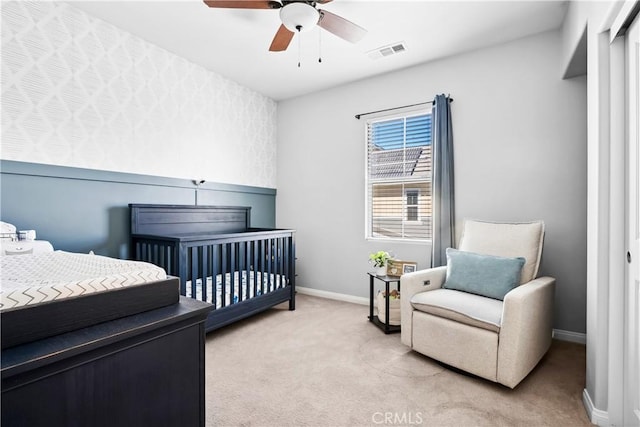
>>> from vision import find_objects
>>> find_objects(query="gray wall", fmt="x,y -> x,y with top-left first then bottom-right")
0,160 -> 276,259
276,30 -> 588,334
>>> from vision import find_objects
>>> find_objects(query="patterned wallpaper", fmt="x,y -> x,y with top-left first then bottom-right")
1,1 -> 277,188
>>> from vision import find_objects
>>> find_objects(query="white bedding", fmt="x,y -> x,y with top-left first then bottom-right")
186,271 -> 286,309
1,251 -> 167,310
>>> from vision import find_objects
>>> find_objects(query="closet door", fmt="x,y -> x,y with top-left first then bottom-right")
625,11 -> 640,427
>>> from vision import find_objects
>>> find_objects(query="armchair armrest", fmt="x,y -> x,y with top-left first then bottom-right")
497,276 -> 555,388
400,266 -> 447,347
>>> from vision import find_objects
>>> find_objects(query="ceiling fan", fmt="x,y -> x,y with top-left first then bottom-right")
203,0 -> 367,52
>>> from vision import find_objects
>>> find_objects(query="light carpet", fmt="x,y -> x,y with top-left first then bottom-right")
204,294 -> 590,427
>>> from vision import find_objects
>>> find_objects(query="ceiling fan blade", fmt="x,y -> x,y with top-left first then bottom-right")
315,0 -> 333,3
269,24 -> 295,51
203,0 -> 281,9
317,9 -> 366,43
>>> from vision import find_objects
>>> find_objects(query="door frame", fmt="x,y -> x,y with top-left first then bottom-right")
609,2 -> 640,425
623,11 -> 640,426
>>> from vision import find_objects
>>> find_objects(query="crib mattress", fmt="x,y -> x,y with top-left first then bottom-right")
1,251 -> 179,348
186,271 -> 286,309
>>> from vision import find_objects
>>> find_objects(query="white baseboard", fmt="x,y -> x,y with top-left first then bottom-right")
296,286 -> 368,306
582,388 -> 609,425
553,329 -> 587,344
298,287 -> 587,343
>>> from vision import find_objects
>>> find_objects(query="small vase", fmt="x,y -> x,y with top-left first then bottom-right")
375,265 -> 387,276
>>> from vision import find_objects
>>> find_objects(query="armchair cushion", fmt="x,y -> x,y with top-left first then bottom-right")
458,220 -> 544,284
410,289 -> 503,332
442,248 -> 525,300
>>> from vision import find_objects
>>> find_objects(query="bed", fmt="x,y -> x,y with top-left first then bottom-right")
129,204 -> 296,332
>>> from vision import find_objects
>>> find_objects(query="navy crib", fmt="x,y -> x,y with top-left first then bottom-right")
129,204 -> 295,332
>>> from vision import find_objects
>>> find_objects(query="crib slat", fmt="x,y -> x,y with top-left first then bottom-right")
154,242 -> 160,270
235,242 -> 240,301
269,239 -> 274,290
221,244 -> 228,308
230,242 -> 236,304
277,238 -> 283,289
280,238 -> 284,288
190,247 -> 198,300
211,244 -> 218,310
164,245 -> 171,276
267,239 -> 274,292
253,240 -> 258,292
247,241 -> 258,297
141,243 -> 148,263
200,245 -> 208,303
179,243 -> 188,295
235,241 -> 241,303
244,240 -> 251,302
258,239 -> 265,296
271,239 -> 277,289
150,244 -> 155,266
155,244 -> 160,267
166,244 -> 171,273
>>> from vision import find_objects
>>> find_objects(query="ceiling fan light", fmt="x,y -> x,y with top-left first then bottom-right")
280,3 -> 319,33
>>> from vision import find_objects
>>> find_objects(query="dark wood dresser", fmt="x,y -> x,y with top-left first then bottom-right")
1,297 -> 212,427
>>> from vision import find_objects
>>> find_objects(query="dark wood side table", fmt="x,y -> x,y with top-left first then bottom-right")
368,273 -> 401,334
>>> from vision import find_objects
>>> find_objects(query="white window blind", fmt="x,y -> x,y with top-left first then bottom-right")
365,111 -> 432,241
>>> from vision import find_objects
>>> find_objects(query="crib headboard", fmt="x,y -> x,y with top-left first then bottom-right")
129,204 -> 251,236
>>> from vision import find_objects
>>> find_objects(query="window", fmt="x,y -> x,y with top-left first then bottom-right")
406,189 -> 419,221
365,111 -> 432,241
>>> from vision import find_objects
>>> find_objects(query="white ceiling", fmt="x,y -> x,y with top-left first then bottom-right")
70,0 -> 568,101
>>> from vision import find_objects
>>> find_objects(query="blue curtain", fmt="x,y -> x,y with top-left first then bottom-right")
431,94 -> 455,267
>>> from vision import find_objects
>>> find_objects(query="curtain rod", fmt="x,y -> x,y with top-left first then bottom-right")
354,96 -> 453,120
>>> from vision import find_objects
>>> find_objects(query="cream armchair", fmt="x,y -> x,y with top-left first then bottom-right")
400,220 -> 555,388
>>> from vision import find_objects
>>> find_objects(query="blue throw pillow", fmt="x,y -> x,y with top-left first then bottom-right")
442,248 -> 526,300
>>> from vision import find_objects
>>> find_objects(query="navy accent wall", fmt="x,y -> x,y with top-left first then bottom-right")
0,161 -> 276,259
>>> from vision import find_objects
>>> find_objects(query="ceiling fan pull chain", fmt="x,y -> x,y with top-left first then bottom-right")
297,26 -> 302,68
318,29 -> 322,63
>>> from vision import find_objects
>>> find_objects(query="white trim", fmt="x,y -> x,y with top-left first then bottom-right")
583,388 -> 610,426
299,287 -> 590,345
364,109 -> 432,242
610,0 -> 639,40
298,286 -> 588,345
365,237 -> 431,245
553,329 -> 587,344
296,286 -> 369,306
607,34 -> 626,427
605,1 -> 627,39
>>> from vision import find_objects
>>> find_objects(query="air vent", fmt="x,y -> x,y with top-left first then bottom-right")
367,42 -> 407,60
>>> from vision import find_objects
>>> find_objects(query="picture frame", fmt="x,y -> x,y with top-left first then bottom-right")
386,260 -> 417,277
386,260 -> 402,277
402,263 -> 417,274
